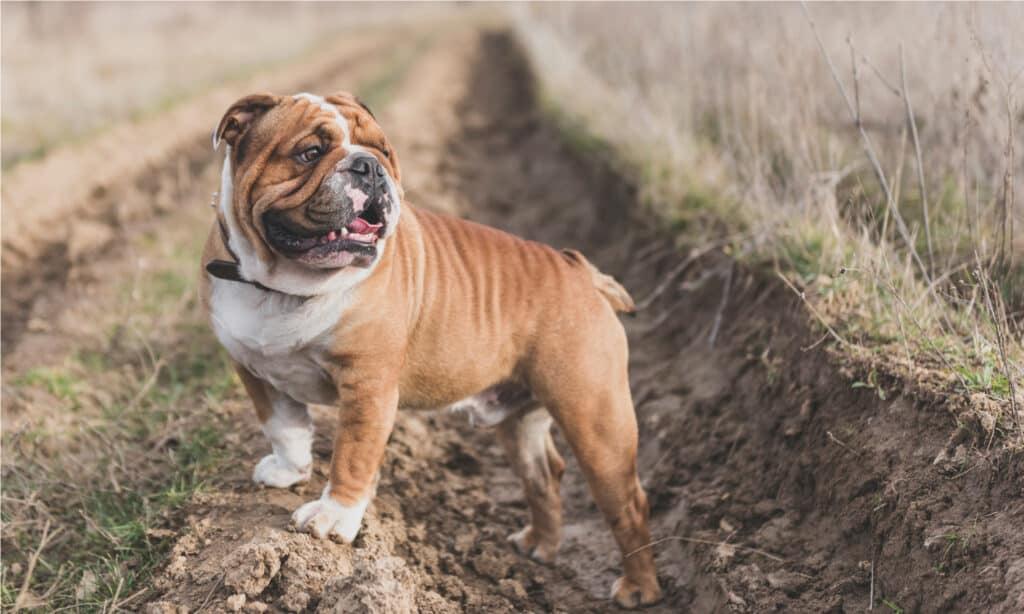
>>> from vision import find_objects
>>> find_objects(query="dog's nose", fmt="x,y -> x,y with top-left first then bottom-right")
349,158 -> 371,176
348,154 -> 381,177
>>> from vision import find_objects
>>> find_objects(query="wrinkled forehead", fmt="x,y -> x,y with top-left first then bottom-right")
289,93 -> 357,145
250,92 -> 379,153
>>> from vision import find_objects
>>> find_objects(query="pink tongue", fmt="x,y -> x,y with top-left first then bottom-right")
347,218 -> 382,234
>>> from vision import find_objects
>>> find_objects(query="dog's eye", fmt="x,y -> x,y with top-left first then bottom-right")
295,146 -> 323,164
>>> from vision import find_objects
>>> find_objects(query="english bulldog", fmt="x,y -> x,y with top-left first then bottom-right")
200,91 -> 662,608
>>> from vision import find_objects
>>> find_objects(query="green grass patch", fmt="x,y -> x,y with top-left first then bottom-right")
1,330 -> 236,611
881,598 -> 905,614
15,367 -> 83,402
0,182 -> 238,611
958,362 -> 1011,399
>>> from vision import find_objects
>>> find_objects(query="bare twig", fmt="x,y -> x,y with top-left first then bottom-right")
847,36 -> 862,123
639,297 -> 689,336
625,535 -> 786,563
114,587 -> 150,611
195,574 -> 225,613
13,519 -> 62,613
860,52 -> 902,97
103,576 -> 124,614
869,553 -> 876,610
827,430 -> 863,457
801,329 -> 832,352
125,356 -> 166,412
78,509 -> 118,546
1000,90 -> 1016,274
708,262 -> 734,347
962,99 -> 976,247
892,301 -> 913,364
890,117 -> 909,244
777,271 -> 850,347
900,43 -> 934,272
979,271 -> 1023,444
800,2 -> 934,291
635,238 -> 731,311
631,239 -> 671,269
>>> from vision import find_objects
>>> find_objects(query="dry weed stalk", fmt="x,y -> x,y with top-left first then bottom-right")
899,44 -> 934,272
800,3 -> 933,290
625,535 -> 786,564
979,268 -> 1023,444
12,520 -> 60,613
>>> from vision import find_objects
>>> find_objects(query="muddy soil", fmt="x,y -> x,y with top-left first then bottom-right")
4,21 -> 1021,614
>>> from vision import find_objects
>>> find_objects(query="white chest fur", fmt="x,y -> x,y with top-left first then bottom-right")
210,279 -> 351,406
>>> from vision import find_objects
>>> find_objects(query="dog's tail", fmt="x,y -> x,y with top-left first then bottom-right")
561,249 -> 636,315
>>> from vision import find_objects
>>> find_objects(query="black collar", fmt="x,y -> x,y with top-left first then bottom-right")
206,219 -> 295,296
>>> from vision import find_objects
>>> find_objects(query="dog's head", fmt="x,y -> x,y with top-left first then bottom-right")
213,92 -> 402,293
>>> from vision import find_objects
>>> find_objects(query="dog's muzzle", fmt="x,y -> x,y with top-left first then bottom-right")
263,152 -> 395,269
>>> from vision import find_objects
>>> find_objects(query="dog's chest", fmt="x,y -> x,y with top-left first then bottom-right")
209,281 -> 348,406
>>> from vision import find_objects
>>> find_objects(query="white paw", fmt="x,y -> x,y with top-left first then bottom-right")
253,454 -> 311,488
291,493 -> 368,543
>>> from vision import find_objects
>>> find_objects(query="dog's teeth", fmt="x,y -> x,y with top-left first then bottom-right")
340,228 -> 349,237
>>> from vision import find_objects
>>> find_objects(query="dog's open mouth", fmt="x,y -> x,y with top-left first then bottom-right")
264,204 -> 385,267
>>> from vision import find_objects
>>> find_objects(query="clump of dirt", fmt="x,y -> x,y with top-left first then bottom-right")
317,556 -> 418,613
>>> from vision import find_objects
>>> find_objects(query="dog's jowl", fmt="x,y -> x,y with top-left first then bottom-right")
200,91 -> 662,607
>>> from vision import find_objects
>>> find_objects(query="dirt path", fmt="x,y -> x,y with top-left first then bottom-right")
4,19 -> 1021,614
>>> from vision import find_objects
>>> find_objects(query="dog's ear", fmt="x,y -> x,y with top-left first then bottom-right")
213,93 -> 280,150
353,96 -> 376,120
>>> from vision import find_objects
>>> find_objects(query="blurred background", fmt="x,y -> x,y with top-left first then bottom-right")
2,2 -> 445,169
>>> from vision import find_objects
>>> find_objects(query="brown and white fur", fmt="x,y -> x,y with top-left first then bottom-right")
199,91 -> 662,607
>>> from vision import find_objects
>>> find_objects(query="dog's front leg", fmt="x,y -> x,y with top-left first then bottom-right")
291,381 -> 398,544
235,363 -> 313,488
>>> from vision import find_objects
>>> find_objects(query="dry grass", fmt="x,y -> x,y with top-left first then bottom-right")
0,2 -> 442,169
1,191 -> 243,610
512,3 -> 1023,441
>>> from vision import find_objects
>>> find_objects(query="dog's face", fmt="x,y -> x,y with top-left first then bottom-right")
214,92 -> 402,280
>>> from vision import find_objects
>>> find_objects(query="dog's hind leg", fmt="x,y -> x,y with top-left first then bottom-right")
235,364 -> 313,488
544,381 -> 661,608
496,406 -> 565,563
529,318 -> 662,608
